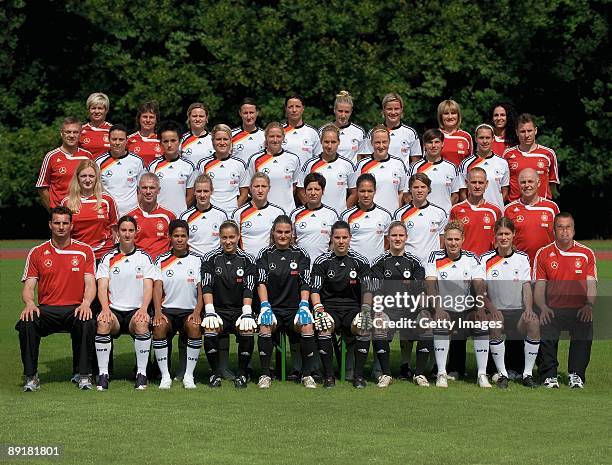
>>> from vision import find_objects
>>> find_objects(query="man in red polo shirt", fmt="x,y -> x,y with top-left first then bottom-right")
504,168 -> 560,263
534,212 -> 597,389
449,167 -> 502,256
126,173 -> 176,260
16,206 -> 97,391
36,117 -> 93,209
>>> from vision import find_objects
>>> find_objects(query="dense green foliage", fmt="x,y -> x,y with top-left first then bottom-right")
1,1 -> 610,229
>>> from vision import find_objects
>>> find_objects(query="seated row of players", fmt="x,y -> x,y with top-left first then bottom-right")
18,205 -> 595,391
38,92 -> 559,223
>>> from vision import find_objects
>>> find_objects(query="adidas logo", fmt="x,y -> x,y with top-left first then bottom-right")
340,262 -> 345,267
281,257 -> 286,260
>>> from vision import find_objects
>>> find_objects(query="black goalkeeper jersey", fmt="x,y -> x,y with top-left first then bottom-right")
370,250 -> 425,296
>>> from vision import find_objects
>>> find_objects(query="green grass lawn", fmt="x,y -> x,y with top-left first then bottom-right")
1,258 -> 611,465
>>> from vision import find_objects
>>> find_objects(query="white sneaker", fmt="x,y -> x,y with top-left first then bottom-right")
447,371 -> 459,381
301,375 -> 317,389
568,373 -> 584,389
413,374 -> 430,387
477,374 -> 492,388
257,375 -> 271,389
182,375 -> 196,389
376,374 -> 393,388
543,377 -> 560,389
436,373 -> 448,388
159,376 -> 172,389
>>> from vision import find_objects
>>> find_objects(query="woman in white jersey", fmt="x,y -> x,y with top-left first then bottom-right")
282,93 -> 322,168
480,217 -> 540,389
180,102 -> 214,166
299,124 -> 354,214
95,215 -> 158,391
196,124 -> 249,213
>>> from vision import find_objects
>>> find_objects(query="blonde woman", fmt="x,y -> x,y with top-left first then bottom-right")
437,99 -> 473,166
80,92 -> 112,157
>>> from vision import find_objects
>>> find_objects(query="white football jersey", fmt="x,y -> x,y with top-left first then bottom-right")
480,249 -> 531,310
360,124 -> 421,167
458,154 -> 510,209
341,205 -> 392,264
155,250 -> 203,310
247,150 -> 301,213
282,123 -> 322,168
96,248 -> 158,312
197,155 -> 249,213
179,205 -> 228,256
148,157 -> 196,217
394,202 -> 448,265
180,131 -> 215,167
291,204 -> 339,264
319,122 -> 366,164
426,250 -> 484,311
231,202 -> 286,257
231,127 -> 265,165
350,155 -> 408,213
96,152 -> 147,216
409,159 -> 460,214
299,155 -> 355,214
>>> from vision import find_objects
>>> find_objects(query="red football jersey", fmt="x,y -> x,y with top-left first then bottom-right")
80,121 -> 112,158
492,135 -> 511,157
127,131 -> 162,166
61,193 -> 119,260
504,198 -> 560,263
440,129 -> 473,166
503,144 -> 559,201
22,240 -> 95,306
127,204 -> 176,260
449,199 -> 502,256
36,147 -> 94,208
533,241 -> 597,309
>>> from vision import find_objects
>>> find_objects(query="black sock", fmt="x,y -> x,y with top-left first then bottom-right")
318,335 -> 334,377
373,339 -> 391,376
258,334 -> 274,376
237,334 -> 254,376
301,333 -> 317,375
415,338 -> 433,376
204,334 -> 219,374
354,338 -> 370,378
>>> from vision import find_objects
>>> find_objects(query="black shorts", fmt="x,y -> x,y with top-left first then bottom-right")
110,308 -> 151,337
500,308 -> 524,339
162,307 -> 197,334
385,307 -> 432,341
15,305 -> 87,336
217,308 -> 242,335
325,305 -> 359,334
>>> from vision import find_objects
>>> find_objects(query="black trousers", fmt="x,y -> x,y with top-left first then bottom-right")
16,305 -> 95,377
539,308 -> 593,381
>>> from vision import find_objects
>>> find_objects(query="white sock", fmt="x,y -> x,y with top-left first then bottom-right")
185,338 -> 202,378
134,333 -> 151,376
95,334 -> 111,376
473,336 -> 489,376
433,334 -> 450,375
152,339 -> 170,379
489,338 -> 508,377
523,338 -> 540,377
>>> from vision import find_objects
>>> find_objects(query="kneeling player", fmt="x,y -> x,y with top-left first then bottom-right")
481,218 -> 540,388
152,220 -> 204,389
425,221 -> 491,388
200,220 -> 257,388
95,216 -> 158,390
256,215 -> 315,389
371,221 -> 431,387
310,221 -> 373,388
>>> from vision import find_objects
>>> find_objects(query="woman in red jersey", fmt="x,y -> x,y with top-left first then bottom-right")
488,102 -> 518,156
437,99 -> 473,166
80,92 -> 112,157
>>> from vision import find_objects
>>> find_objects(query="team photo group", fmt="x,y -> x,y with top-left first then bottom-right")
18,90 -> 597,394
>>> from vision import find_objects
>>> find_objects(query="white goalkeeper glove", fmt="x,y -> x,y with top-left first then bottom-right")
236,305 -> 258,332
313,304 -> 334,332
201,304 -> 223,331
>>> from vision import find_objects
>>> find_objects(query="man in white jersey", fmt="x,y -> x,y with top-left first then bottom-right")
152,220 -> 204,389
231,98 -> 265,164
96,124 -> 148,216
291,172 -> 339,264
409,128 -> 460,214
341,173 -> 392,264
180,174 -> 228,256
231,172 -> 285,257
149,121 -> 195,217
282,93 -> 322,168
299,124 -> 355,214
394,173 -> 447,265
458,124 -> 509,209
247,122 -> 300,213
197,124 -> 249,213
350,125 -> 408,213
